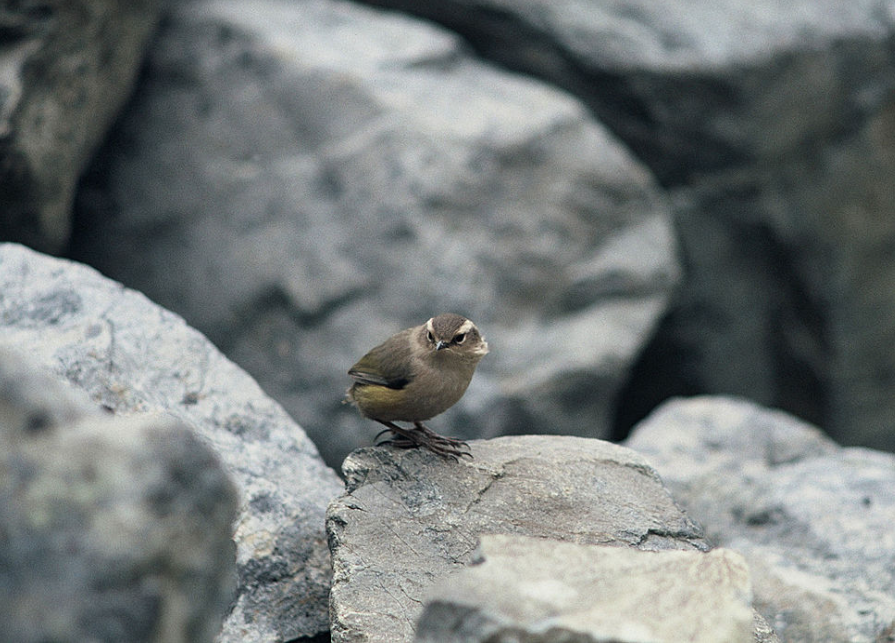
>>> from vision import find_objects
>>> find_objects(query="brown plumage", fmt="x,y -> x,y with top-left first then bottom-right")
346,313 -> 488,459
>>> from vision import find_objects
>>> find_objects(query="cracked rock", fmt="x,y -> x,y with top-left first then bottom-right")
326,435 -> 708,643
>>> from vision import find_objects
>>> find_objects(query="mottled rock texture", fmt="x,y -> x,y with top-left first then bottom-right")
0,346 -> 238,643
0,243 -> 344,643
627,396 -> 895,643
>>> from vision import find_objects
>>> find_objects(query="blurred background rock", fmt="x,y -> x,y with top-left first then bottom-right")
4,0 -> 895,464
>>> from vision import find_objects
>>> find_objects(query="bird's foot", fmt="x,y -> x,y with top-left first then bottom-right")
374,421 -> 472,460
411,422 -> 473,460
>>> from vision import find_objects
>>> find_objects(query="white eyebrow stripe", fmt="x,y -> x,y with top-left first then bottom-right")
456,319 -> 474,335
426,318 -> 436,335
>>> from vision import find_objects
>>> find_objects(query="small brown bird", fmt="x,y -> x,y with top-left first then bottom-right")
346,313 -> 489,458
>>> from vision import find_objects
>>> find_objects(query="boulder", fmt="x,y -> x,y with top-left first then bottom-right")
627,396 -> 895,642
327,435 -> 712,643
69,0 -> 679,466
361,0 -> 895,452
0,243 -> 344,642
0,346 -> 237,643
415,535 -> 755,643
0,0 -> 164,251
362,0 -> 894,181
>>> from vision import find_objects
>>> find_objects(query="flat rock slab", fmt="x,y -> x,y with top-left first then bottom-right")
327,435 -> 707,643
627,396 -> 895,642
0,243 -> 344,642
416,534 -> 754,643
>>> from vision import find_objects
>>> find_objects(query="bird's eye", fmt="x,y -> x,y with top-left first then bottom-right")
453,333 -> 466,345
427,331 -> 435,343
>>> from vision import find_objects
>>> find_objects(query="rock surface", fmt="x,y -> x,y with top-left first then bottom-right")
416,535 -> 755,643
627,396 -> 895,643
70,0 -> 679,466
361,0 -> 895,453
327,435 -> 710,643
362,0 -> 895,180
0,243 -> 344,643
0,346 -> 237,643
0,0 -> 163,252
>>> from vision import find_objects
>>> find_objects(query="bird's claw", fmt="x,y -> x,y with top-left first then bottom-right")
374,421 -> 472,460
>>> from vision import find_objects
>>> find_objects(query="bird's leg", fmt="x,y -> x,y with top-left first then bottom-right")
374,420 -> 423,449
373,426 -> 395,442
411,422 -> 472,459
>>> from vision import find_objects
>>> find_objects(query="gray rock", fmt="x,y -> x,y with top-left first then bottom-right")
0,243 -> 344,642
0,346 -> 237,643
643,15 -> 895,453
69,0 -> 679,466
0,0 -> 163,252
415,534 -> 755,643
327,435 -> 709,643
626,396 -> 895,643
361,0 -> 895,453
362,0 -> 894,180
659,132 -> 895,451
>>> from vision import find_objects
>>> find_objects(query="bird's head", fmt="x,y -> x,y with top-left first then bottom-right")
420,313 -> 489,362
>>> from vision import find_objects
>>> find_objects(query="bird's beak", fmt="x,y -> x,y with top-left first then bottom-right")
435,340 -> 448,351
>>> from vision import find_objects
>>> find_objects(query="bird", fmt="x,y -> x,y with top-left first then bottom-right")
345,313 -> 489,459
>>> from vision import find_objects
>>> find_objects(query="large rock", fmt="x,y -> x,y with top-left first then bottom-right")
362,0 -> 894,181
0,243 -> 344,642
0,346 -> 238,643
0,0 -> 163,252
626,396 -> 895,643
416,535 -> 755,643
655,125 -> 895,451
69,0 -> 679,466
361,0 -> 895,452
327,435 -> 712,643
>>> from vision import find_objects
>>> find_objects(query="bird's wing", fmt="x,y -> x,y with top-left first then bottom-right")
348,333 -> 414,390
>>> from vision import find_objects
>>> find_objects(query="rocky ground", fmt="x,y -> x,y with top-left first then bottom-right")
3,0 -> 895,641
